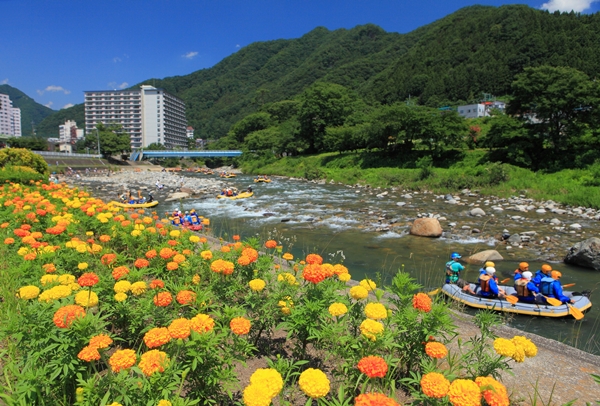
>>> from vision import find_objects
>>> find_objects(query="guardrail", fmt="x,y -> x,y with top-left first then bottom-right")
32,151 -> 102,158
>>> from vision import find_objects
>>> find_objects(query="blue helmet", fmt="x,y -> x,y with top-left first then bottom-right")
451,252 -> 461,259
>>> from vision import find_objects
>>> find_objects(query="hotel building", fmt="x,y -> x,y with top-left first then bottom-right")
84,85 -> 188,149
0,93 -> 22,137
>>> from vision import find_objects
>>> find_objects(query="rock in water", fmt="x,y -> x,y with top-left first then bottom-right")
409,218 -> 443,238
564,237 -> 600,270
464,250 -> 504,264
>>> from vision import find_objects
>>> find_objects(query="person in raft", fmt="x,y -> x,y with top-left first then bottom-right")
532,264 -> 553,287
514,262 -> 529,281
540,270 -> 574,304
478,267 -> 507,298
514,271 -> 540,303
446,252 -> 476,294
478,261 -> 498,282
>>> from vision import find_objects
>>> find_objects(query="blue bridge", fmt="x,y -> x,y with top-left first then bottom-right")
130,150 -> 242,161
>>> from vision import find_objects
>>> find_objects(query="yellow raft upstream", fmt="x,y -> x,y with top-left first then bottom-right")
109,201 -> 159,209
216,192 -> 254,200
254,178 -> 272,183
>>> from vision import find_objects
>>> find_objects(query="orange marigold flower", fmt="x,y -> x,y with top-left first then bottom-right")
153,291 -> 173,307
167,239 -> 178,246
176,290 -> 196,305
159,247 -> 175,259
20,224 -> 32,231
232,234 -> 240,241
4,237 -> 14,244
108,349 -> 137,373
53,305 -> 86,328
357,356 -> 388,378
145,249 -> 157,259
264,240 -> 277,249
413,293 -> 432,313
168,318 -> 191,339
14,228 -> 30,237
230,317 -> 251,335
210,259 -> 234,275
305,253 -> 323,265
355,393 -> 399,406
425,342 -> 448,359
144,327 -> 172,348
190,314 -> 215,334
166,261 -> 179,271
101,253 -> 117,266
448,379 -> 481,406
237,255 -> 251,266
78,345 -> 101,362
43,263 -> 56,273
421,372 -> 450,399
302,263 -> 328,284
134,258 -> 150,268
475,376 -> 509,406
150,279 -> 165,289
24,253 -> 37,261
0,222 -> 9,228
182,248 -> 192,255
78,272 -> 100,287
241,247 -> 258,263
138,349 -> 169,377
172,254 -> 186,264
99,234 -> 111,242
221,245 -> 230,253
89,334 -> 113,349
112,266 -> 130,280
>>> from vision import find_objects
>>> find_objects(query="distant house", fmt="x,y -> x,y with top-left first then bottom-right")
186,126 -> 194,139
458,101 -> 505,119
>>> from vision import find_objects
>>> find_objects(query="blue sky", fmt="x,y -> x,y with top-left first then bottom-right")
1,0 -> 599,111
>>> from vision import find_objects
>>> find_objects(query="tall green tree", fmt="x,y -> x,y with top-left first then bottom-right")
83,124 -> 131,158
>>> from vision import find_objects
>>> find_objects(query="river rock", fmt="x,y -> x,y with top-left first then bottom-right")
409,218 -> 443,238
507,234 -> 522,244
470,208 -> 486,217
564,237 -> 600,270
164,192 -> 190,201
464,250 -> 504,264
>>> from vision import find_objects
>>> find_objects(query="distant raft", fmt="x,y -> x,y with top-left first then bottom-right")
441,283 -> 592,317
216,192 -> 254,200
254,178 -> 272,183
109,200 -> 159,208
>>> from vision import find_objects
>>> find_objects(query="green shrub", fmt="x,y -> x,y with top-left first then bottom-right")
0,148 -> 49,175
0,166 -> 46,184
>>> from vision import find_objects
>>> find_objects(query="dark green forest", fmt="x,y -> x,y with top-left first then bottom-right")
0,84 -> 54,136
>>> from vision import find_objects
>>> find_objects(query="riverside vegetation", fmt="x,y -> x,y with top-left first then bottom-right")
0,149 -> 569,406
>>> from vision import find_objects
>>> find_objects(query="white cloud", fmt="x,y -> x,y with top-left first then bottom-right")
541,0 -> 599,12
1,79 -> 8,84
37,85 -> 71,95
113,57 -> 122,63
235,44 -> 240,48
62,103 -> 74,109
45,101 -> 53,108
182,51 -> 198,59
118,82 -> 128,89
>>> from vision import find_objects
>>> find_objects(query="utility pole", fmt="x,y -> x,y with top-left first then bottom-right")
95,128 -> 101,156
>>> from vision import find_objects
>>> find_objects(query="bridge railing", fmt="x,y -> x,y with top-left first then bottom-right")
32,151 -> 102,158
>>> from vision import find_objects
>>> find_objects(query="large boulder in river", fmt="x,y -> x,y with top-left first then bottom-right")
464,250 -> 504,264
165,192 -> 190,202
409,218 -> 443,238
564,237 -> 600,270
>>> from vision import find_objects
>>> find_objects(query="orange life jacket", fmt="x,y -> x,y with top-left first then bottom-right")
515,279 -> 530,296
479,274 -> 491,292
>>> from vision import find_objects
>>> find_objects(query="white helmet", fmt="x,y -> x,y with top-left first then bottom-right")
522,271 -> 533,280
486,267 -> 496,275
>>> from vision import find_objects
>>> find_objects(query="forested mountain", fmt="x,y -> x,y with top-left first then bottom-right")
35,103 -> 85,137
0,84 -> 54,136
38,4 -> 600,140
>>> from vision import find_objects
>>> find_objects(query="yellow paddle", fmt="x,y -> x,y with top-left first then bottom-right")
427,288 -> 441,296
562,283 -> 576,289
504,295 -> 518,305
568,304 -> 585,320
538,294 -> 562,307
500,278 -> 511,284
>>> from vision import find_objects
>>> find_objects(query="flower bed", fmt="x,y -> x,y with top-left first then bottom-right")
0,181 -> 538,405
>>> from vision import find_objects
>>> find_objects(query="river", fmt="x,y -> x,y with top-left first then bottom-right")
153,173 -> 600,354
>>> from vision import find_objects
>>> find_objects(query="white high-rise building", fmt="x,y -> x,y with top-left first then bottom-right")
84,85 -> 188,149
0,93 -> 22,137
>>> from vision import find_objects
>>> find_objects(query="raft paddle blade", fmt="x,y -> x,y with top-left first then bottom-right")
427,288 -> 441,296
500,278 -> 511,284
568,304 -> 585,320
504,295 -> 518,305
562,283 -> 576,288
544,296 -> 563,307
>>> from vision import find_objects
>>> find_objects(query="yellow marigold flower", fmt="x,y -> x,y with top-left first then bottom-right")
242,384 -> 272,406
328,302 -> 348,317
249,278 -> 266,292
89,334 -> 113,349
448,379 -> 481,406
249,368 -> 284,399
130,229 -> 141,237
114,292 -> 127,302
493,338 -> 516,358
511,336 -> 537,358
169,230 -> 180,238
364,302 -> 388,320
114,280 -> 132,293
299,368 -> 330,399
40,274 -> 59,285
130,281 -> 147,296
18,285 -> 40,300
189,235 -> 200,243
338,272 -> 351,282
157,401 -> 172,406
230,317 -> 251,335
78,262 -> 89,270
201,250 -> 213,260
282,253 -> 293,261
76,244 -> 87,253
108,349 -> 137,373
512,344 -> 526,363
475,376 -> 509,406
333,264 -> 348,275
421,372 -> 450,398
277,272 -> 297,285
138,349 -> 169,376
360,279 -> 376,291
75,290 -> 99,307
192,274 -> 201,285
190,314 -> 215,334
58,274 -> 76,285
168,318 -> 191,339
360,319 -> 384,341
144,327 -> 172,348
90,243 -> 102,253
425,341 -> 448,359
350,285 -> 369,300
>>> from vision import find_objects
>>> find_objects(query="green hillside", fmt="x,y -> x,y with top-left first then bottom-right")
0,84 -> 55,136
35,103 -> 85,138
